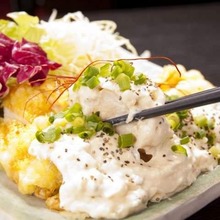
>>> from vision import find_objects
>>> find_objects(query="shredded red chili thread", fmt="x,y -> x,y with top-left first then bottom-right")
116,56 -> 182,77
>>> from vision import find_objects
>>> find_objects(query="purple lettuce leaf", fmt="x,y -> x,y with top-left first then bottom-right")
0,33 -> 61,98
0,33 -> 15,63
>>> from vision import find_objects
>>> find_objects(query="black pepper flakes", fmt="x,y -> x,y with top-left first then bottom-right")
108,175 -> 114,182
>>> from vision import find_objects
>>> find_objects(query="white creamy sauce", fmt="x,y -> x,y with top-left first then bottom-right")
29,77 -> 218,219
68,77 -> 165,120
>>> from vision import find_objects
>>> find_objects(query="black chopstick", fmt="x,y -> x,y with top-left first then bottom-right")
105,87 -> 220,125
166,87 -> 220,103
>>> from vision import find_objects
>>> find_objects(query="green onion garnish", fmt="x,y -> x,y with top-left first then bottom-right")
49,112 -> 65,124
166,113 -> 180,130
111,65 -> 122,79
195,130 -> 206,139
194,115 -> 208,128
180,136 -> 190,145
78,129 -> 95,139
115,73 -> 131,91
207,132 -> 216,146
102,122 -> 115,136
85,75 -> 100,89
171,144 -> 188,156
36,127 -> 62,143
118,133 -> 136,148
134,73 -> 147,85
114,60 -> 134,77
207,118 -> 215,129
177,110 -> 189,120
99,63 -> 111,77
209,146 -> 220,159
36,103 -> 117,143
73,60 -> 147,91
72,117 -> 85,127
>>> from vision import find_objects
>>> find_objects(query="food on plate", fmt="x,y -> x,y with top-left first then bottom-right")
0,11 -> 220,219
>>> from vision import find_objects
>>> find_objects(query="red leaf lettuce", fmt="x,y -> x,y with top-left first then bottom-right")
0,33 -> 61,97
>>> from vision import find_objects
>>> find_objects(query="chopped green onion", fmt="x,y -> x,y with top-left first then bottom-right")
209,146 -> 220,159
84,66 -> 99,77
111,65 -> 122,79
36,127 -> 62,143
72,60 -> 148,91
73,80 -> 82,91
118,133 -> 136,148
99,63 -> 111,77
115,73 -> 131,91
68,103 -> 82,113
195,130 -> 206,139
194,115 -> 208,128
114,60 -> 134,77
49,103 -> 83,124
48,115 -> 55,124
87,121 -> 99,130
181,130 -> 187,138
48,112 -> 65,124
102,122 -> 115,136
78,129 -> 95,139
166,113 -> 180,130
134,73 -> 147,85
64,126 -> 74,134
65,113 -> 75,122
177,110 -> 189,120
72,117 -> 85,127
207,132 -> 216,146
166,95 -> 180,102
85,75 -> 100,89
86,112 -> 100,122
207,118 -> 215,129
72,126 -> 86,134
171,145 -> 188,156
180,136 -> 190,144
64,103 -> 83,121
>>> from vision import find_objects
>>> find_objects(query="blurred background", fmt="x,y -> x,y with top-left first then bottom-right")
0,0 -> 219,18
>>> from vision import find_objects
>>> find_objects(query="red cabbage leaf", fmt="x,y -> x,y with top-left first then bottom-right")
0,33 -> 61,98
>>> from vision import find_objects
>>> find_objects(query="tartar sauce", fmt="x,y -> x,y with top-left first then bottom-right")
29,75 -> 218,219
